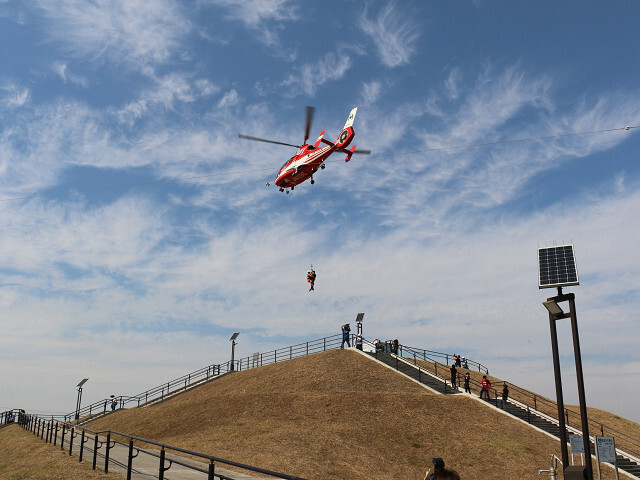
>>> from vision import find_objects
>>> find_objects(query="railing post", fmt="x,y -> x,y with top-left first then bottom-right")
208,460 -> 216,480
79,429 -> 85,462
92,434 -> 99,470
105,433 -> 111,473
534,395 -> 537,411
53,422 -> 59,446
290,345 -> 292,360
127,439 -> 135,480
69,428 -> 75,456
159,447 -> 166,480
60,424 -> 66,450
306,342 -> 309,356
324,337 -> 326,351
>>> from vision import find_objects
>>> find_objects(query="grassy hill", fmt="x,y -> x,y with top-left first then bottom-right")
83,349 -> 626,480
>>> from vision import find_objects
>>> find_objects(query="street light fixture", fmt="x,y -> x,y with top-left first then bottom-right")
229,332 -> 240,371
75,378 -> 89,421
542,300 -> 564,316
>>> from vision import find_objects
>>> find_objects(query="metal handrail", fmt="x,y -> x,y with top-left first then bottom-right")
21,414 -> 307,480
400,344 -> 490,374
66,334 -> 347,422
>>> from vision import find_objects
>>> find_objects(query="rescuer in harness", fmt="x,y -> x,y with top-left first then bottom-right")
307,266 -> 316,291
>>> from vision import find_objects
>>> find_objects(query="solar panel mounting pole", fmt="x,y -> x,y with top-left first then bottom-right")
75,378 -> 89,421
229,333 -> 240,372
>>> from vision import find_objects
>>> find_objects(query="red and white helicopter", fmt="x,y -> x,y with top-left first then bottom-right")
238,107 -> 370,193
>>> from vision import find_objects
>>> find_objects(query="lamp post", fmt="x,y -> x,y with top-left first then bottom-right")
75,378 -> 89,421
543,293 -> 593,480
355,312 -> 364,336
538,244 -> 592,480
229,332 -> 240,371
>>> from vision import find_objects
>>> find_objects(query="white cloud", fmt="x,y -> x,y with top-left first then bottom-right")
52,61 -> 89,87
281,51 -> 352,97
116,73 -> 218,123
205,0 -> 299,47
218,89 -> 239,108
32,0 -> 191,70
358,1 -> 420,68
359,80 -> 383,106
0,81 -> 30,107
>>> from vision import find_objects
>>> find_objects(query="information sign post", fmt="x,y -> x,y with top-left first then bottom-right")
595,437 -> 619,480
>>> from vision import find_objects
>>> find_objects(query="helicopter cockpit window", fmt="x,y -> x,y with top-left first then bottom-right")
281,157 -> 295,170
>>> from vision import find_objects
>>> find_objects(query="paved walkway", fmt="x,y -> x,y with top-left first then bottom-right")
53,427 -> 285,480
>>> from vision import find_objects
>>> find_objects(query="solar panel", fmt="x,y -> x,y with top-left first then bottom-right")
355,312 -> 365,323
538,245 -> 579,289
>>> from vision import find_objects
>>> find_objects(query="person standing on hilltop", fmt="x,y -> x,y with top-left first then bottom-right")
341,323 -> 351,348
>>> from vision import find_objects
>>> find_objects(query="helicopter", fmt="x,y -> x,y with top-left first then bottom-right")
238,107 -> 370,193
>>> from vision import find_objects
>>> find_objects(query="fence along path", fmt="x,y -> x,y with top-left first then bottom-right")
20,416 -> 307,480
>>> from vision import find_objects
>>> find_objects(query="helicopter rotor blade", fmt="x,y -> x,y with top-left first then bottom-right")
238,134 -> 301,149
303,106 -> 315,144
353,149 -> 371,154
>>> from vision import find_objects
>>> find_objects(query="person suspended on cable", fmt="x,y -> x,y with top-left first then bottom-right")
307,266 -> 316,291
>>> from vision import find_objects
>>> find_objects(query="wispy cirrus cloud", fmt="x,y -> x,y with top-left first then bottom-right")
204,0 -> 299,47
31,0 -> 191,70
281,51 -> 352,97
358,1 -> 420,68
0,81 -> 30,107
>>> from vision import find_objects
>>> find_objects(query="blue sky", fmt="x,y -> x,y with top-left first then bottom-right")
1,1 -> 640,425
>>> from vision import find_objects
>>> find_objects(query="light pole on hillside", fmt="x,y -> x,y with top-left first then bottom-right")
539,245 -> 592,480
230,332 -> 240,371
355,312 -> 364,336
75,378 -> 89,420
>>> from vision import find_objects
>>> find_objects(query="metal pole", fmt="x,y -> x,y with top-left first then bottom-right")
568,294 -> 594,480
230,340 -> 236,371
548,311 -> 570,469
75,387 -> 83,420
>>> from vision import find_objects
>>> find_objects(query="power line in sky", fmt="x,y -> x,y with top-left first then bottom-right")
1,125 -> 637,203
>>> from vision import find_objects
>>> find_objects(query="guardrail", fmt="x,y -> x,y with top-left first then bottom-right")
400,344 -> 490,374
66,334 -> 349,422
20,414 -> 307,480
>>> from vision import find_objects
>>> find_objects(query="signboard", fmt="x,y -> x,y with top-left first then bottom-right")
570,434 -> 584,454
596,437 -> 617,463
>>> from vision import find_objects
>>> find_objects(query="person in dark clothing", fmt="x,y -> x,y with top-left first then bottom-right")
463,372 -> 471,393
500,383 -> 509,410
341,323 -> 351,348
450,363 -> 457,389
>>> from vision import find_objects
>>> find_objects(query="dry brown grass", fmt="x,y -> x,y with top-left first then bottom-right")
84,349 -> 627,480
0,424 -> 124,480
